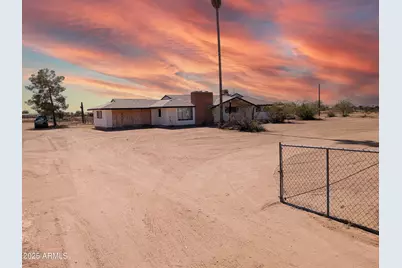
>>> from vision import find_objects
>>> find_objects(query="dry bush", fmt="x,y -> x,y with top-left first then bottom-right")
222,117 -> 266,132
335,100 -> 354,117
327,110 -> 336,117
295,102 -> 318,120
265,102 -> 296,123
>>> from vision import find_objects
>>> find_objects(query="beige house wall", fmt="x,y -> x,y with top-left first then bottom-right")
151,107 -> 195,126
93,110 -> 113,128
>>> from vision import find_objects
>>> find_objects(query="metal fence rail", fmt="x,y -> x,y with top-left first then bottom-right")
278,143 -> 379,234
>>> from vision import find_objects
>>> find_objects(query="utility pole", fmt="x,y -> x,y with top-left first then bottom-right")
80,102 -> 85,124
318,84 -> 321,118
211,0 -> 223,127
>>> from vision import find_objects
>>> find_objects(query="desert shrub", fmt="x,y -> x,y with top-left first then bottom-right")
335,99 -> 354,117
295,102 -> 318,120
222,118 -> 266,132
313,100 -> 329,112
359,105 -> 379,117
240,119 -> 266,132
327,110 -> 336,117
265,102 -> 296,123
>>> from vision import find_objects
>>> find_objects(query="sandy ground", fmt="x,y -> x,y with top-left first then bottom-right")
22,117 -> 379,268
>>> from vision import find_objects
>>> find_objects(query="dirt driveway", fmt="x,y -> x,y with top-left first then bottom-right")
23,117 -> 379,268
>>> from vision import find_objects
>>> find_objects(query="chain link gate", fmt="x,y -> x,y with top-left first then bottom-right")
278,143 -> 379,234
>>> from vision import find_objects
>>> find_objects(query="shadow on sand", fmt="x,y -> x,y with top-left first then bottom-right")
334,139 -> 379,148
26,125 -> 69,131
263,132 -> 379,148
92,125 -> 219,132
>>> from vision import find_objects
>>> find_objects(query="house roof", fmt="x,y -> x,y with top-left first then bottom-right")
165,94 -> 261,108
88,93 -> 271,110
241,96 -> 272,106
162,95 -> 191,102
87,98 -> 193,111
212,95 -> 272,107
150,99 -> 194,108
213,95 -> 237,106
87,99 -> 158,110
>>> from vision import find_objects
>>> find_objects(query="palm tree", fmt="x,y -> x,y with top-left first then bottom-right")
211,0 -> 223,127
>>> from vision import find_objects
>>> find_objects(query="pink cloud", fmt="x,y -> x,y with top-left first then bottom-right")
22,0 -> 378,105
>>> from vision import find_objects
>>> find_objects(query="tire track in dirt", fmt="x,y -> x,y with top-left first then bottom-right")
60,204 -> 118,268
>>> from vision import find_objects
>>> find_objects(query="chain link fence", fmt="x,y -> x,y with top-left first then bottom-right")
278,143 -> 379,234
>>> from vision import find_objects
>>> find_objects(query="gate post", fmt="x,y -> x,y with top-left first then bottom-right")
326,148 -> 330,217
279,142 -> 284,202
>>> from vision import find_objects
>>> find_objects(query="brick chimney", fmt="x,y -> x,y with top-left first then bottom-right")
190,91 -> 214,126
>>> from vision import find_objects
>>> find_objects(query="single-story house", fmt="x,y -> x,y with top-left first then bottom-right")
88,90 -> 272,129
210,92 -> 271,123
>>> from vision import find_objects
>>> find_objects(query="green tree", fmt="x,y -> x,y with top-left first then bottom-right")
335,99 -> 354,117
25,68 -> 69,126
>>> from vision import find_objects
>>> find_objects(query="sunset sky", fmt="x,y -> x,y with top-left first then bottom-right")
22,0 -> 378,112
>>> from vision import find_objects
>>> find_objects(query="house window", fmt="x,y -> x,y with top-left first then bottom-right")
96,111 -> 103,119
158,109 -> 162,117
256,106 -> 262,112
225,107 -> 239,113
177,107 -> 193,121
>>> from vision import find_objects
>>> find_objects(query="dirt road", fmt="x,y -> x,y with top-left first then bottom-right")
23,117 -> 379,268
